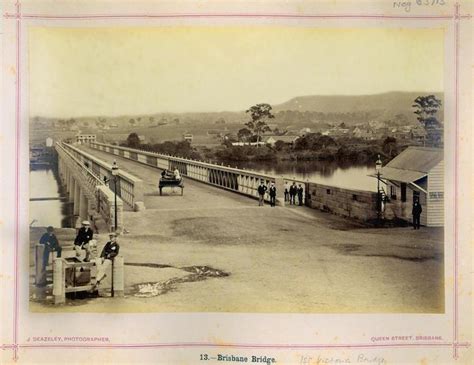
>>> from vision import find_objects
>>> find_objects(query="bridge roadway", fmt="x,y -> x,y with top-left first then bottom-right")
38,145 -> 444,313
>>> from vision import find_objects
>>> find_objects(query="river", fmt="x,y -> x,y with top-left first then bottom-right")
227,160 -> 378,192
29,167 -> 73,228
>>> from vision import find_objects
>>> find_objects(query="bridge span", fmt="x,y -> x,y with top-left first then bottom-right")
38,142 -> 445,313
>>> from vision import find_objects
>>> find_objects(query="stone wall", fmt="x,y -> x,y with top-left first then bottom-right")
305,182 -> 378,221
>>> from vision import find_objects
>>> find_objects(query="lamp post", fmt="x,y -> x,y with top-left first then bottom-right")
111,160 -> 119,232
375,154 -> 383,221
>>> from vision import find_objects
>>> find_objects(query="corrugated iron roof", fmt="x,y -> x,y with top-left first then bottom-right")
384,146 -> 443,173
373,167 -> 427,183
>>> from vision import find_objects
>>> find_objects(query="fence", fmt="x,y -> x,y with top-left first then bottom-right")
89,142 -> 284,202
62,143 -> 145,210
56,142 -> 124,231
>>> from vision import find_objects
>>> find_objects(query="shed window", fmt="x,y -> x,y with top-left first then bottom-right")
401,183 -> 407,202
326,189 -> 331,195
390,186 -> 397,200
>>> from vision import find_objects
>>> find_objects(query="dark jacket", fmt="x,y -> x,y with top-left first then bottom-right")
269,186 -> 277,197
412,203 -> 422,216
40,233 -> 59,248
74,227 -> 93,246
100,241 -> 120,260
297,187 -> 304,196
289,185 -> 297,195
257,185 -> 267,195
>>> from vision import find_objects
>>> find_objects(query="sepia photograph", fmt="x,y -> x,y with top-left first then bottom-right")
28,26 -> 445,314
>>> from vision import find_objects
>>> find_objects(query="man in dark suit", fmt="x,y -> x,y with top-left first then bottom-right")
95,232 -> 120,285
74,220 -> 94,261
269,182 -> 277,207
412,199 -> 422,230
257,181 -> 267,206
297,184 -> 304,206
39,226 -> 62,270
289,182 -> 297,205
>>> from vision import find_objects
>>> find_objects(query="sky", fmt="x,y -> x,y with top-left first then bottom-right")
29,26 -> 444,118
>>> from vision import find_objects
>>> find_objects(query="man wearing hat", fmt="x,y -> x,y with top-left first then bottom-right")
74,220 -> 94,261
39,226 -> 62,270
95,232 -> 120,285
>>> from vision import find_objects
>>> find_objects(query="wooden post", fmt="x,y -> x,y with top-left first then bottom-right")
35,244 -> 46,286
112,256 -> 124,297
53,259 -> 65,305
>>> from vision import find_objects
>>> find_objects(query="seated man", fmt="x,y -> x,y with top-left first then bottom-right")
39,226 -> 62,270
74,220 -> 93,261
95,232 -> 120,286
173,168 -> 181,180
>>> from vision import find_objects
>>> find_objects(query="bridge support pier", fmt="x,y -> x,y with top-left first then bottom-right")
74,183 -> 80,215
69,174 -> 75,202
79,190 -> 88,221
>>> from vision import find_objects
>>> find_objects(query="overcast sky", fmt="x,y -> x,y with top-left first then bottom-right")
29,27 -> 444,118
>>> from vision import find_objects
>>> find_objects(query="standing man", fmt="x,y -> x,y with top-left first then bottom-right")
297,184 -> 304,206
284,182 -> 290,203
289,182 -> 297,205
269,182 -> 277,207
412,199 -> 422,230
39,226 -> 62,270
95,232 -> 120,285
74,220 -> 94,261
257,180 -> 267,206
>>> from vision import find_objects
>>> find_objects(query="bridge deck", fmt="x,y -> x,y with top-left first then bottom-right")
39,145 -> 444,314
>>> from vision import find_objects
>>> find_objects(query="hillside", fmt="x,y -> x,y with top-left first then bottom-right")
273,91 -> 444,114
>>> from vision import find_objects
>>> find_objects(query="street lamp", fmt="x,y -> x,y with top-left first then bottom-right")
111,160 -> 119,232
375,154 -> 383,221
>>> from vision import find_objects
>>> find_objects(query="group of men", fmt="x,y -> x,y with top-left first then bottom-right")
256,181 -> 304,207
38,220 -> 120,288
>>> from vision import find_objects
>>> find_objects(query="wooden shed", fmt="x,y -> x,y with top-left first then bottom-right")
379,147 -> 443,227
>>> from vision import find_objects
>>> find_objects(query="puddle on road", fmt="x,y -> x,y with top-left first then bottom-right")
131,265 -> 230,298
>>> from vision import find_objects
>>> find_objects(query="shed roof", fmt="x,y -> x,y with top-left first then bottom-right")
377,146 -> 443,183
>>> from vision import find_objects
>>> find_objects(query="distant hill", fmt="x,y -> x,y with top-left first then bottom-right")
273,92 -> 444,114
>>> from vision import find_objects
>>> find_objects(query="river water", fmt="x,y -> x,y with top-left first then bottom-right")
227,160 -> 378,192
29,167 -> 72,228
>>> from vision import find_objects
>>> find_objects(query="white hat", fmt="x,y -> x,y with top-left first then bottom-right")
82,220 -> 90,225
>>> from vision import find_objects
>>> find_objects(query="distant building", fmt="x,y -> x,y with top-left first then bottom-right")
76,134 -> 96,144
182,133 -> 193,142
377,147 -> 443,227
264,135 -> 299,147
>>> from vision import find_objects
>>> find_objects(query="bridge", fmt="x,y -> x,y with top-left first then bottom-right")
46,141 -> 444,313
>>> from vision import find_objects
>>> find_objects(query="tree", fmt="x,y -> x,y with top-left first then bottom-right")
237,128 -> 252,142
126,133 -> 140,148
129,118 -> 136,127
245,103 -> 274,146
382,136 -> 398,158
412,95 -> 443,147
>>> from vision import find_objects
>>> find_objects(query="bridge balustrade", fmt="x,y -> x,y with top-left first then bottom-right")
89,142 -> 283,201
61,143 -> 144,210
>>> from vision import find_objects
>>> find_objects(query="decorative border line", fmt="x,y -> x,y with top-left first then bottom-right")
3,1 -> 472,363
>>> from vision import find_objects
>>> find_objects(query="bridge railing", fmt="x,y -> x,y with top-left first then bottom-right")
61,143 -> 145,210
89,141 -> 282,201
55,142 -> 124,230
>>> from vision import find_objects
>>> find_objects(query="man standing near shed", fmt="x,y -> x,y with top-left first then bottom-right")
39,226 -> 62,270
412,199 -> 422,230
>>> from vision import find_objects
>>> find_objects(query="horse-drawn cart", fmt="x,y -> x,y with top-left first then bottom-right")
158,170 -> 184,196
